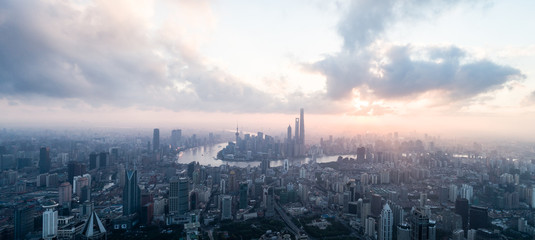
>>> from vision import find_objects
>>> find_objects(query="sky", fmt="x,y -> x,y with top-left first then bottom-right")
0,0 -> 534,140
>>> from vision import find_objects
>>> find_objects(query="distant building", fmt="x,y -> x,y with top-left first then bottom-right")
89,152 -> 98,170
171,129 -> 182,148
357,147 -> 366,161
39,147 -> 51,174
67,161 -> 85,184
99,152 -> 108,169
153,129 -> 160,153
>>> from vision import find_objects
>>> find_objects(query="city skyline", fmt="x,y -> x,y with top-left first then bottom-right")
0,1 -> 534,140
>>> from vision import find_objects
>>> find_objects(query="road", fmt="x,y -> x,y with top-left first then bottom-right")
274,201 -> 301,237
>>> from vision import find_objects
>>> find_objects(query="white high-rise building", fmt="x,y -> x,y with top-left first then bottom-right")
42,200 -> 59,240
531,187 -> 535,208
460,184 -> 473,203
449,184 -> 458,202
365,216 -> 376,238
379,203 -> 393,240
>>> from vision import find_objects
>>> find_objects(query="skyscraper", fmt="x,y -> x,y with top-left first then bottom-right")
239,182 -> 248,209
171,129 -> 182,148
39,147 -> 51,174
299,108 -> 305,145
455,198 -> 469,233
123,170 -> 140,216
99,152 -> 108,169
294,118 -> 300,156
89,152 -> 98,170
153,128 -> 160,153
67,161 -> 85,184
42,200 -> 58,240
261,158 -> 270,175
169,177 -> 189,215
469,205 -> 488,230
371,194 -> 382,216
409,208 -> 436,240
294,118 -> 299,143
379,203 -> 393,240
221,195 -> 232,220
229,170 -> 237,193
287,125 -> 292,141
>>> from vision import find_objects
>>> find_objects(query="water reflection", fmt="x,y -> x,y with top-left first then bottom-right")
176,143 -> 358,168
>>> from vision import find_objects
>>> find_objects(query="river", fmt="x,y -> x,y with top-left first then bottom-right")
176,142 -> 359,168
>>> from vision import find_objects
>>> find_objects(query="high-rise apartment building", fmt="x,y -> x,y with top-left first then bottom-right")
42,200 -> 58,240
58,182 -> 72,206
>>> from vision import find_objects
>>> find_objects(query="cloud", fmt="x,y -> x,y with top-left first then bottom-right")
0,0 -> 310,114
338,0 -> 467,51
313,0 -> 524,108
369,45 -> 524,100
523,91 -> 535,105
0,0 -> 166,106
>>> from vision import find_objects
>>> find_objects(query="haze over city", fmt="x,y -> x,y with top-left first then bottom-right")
1,0 -> 534,140
3,1 -> 535,240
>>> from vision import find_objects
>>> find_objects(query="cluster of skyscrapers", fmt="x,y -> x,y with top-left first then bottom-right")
286,108 -> 306,158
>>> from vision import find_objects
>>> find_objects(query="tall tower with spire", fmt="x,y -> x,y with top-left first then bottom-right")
300,108 -> 305,145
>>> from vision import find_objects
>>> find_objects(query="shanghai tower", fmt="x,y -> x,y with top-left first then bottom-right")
299,108 -> 304,145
